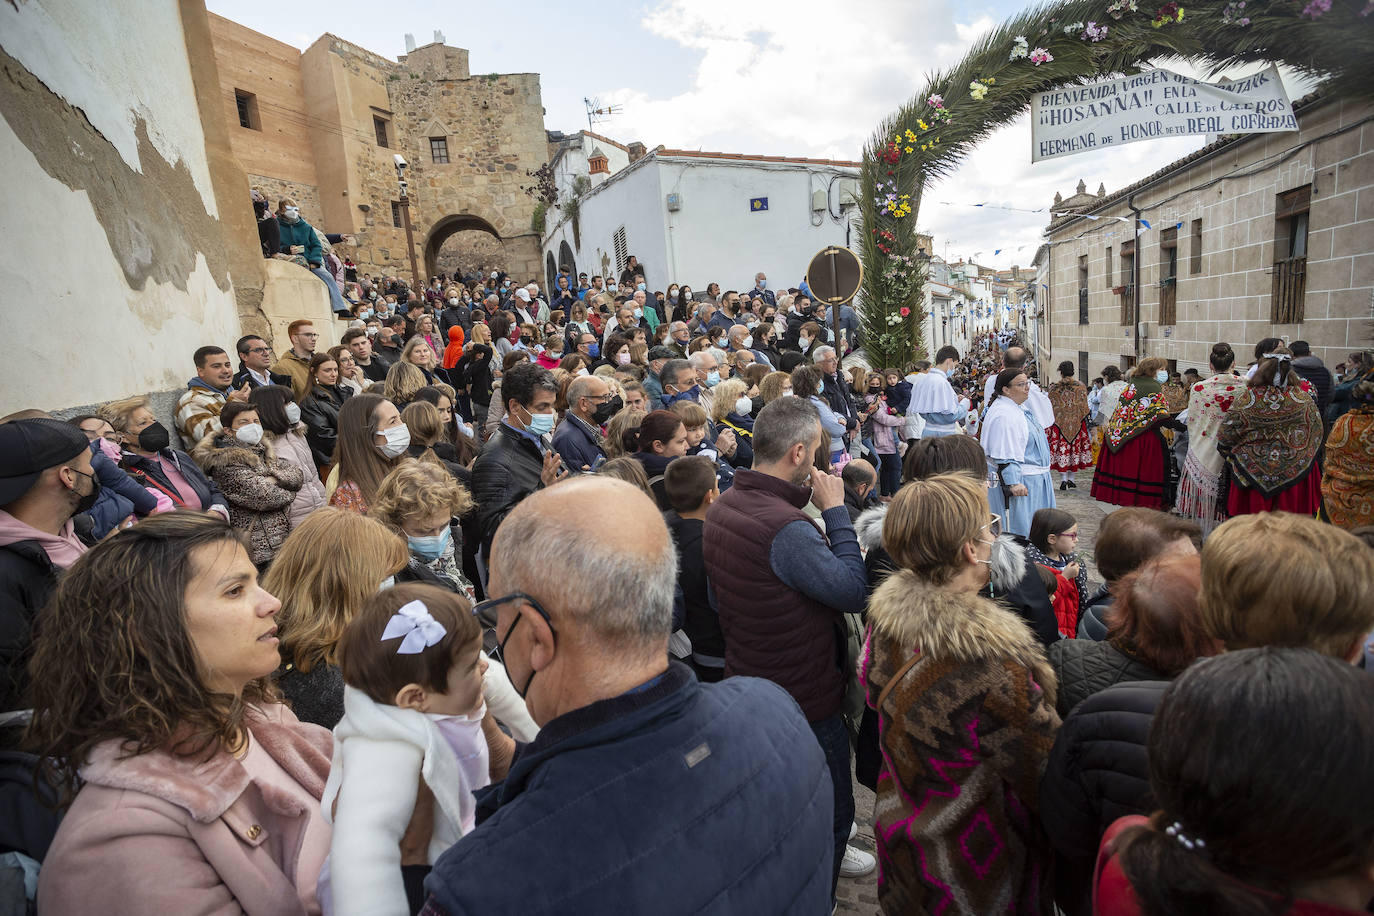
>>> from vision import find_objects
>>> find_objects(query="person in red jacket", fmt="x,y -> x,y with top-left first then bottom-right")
1094,647 -> 1374,916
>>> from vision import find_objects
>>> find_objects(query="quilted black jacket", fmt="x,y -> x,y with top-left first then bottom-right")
1039,678 -> 1169,916
1048,638 -> 1161,718
470,423 -> 545,557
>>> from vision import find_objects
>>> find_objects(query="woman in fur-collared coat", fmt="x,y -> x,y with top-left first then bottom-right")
193,403 -> 303,567
859,474 -> 1060,916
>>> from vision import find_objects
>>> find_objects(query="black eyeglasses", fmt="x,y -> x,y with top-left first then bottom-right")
476,591 -> 555,664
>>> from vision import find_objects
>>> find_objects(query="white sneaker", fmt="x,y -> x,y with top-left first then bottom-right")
849,821 -> 858,841
840,844 -> 876,878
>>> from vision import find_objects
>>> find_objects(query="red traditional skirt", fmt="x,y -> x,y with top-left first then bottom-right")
1226,464 -> 1322,517
1091,428 -> 1170,509
1048,421 -> 1093,472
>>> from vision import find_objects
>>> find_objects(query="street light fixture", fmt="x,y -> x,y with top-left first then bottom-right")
394,154 -> 422,294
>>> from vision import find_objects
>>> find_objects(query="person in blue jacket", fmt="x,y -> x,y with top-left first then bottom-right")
551,375 -> 615,472
423,477 -> 834,916
275,198 -> 349,315
67,415 -> 159,538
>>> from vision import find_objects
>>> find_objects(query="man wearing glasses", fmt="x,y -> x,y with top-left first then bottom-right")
271,319 -> 319,401
425,477 -> 834,915
232,335 -> 291,391
551,374 -> 614,471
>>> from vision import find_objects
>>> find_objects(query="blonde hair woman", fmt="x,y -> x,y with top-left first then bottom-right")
861,473 -> 1058,912
266,508 -> 409,727
384,360 -> 427,409
758,370 -> 793,405
370,461 -> 475,599
603,407 -> 647,460
100,395 -> 228,514
401,337 -> 437,384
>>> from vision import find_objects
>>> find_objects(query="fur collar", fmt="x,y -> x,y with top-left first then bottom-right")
854,504 -> 1026,593
867,568 -> 1056,705
854,504 -> 886,551
77,704 -> 331,824
192,430 -> 274,472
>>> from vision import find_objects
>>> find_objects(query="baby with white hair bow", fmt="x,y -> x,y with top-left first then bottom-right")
318,584 -> 494,916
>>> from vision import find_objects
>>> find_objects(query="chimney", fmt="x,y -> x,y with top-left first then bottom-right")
627,141 -> 646,164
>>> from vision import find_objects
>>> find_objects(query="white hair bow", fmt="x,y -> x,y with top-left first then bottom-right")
381,600 -> 447,655
1262,352 -> 1292,387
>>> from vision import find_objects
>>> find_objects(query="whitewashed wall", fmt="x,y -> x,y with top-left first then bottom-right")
0,0 -> 243,415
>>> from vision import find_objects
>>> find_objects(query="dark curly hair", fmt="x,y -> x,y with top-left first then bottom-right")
23,512 -> 278,806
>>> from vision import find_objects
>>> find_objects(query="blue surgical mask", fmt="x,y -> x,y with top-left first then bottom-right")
705,370 -> 721,388
818,380 -> 826,395
1155,370 -> 1169,383
670,386 -> 700,404
586,342 -> 600,358
637,283 -> 646,292
526,410 -> 555,436
408,526 -> 452,561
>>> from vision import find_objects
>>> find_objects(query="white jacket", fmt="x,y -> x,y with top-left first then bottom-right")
321,686 -> 487,916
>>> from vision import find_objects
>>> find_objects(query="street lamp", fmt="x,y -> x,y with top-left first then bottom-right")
394,154 -> 423,295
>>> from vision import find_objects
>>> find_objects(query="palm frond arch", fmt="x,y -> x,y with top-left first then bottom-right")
858,0 -> 1374,367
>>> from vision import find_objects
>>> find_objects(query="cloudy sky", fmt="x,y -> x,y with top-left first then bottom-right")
208,0 -> 1314,270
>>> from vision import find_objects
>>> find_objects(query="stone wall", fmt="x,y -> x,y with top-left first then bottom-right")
1045,96 -> 1374,374
209,18 -> 548,290
247,173 -> 322,225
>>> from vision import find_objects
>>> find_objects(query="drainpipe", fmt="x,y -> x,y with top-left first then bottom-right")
1128,193 -> 1142,360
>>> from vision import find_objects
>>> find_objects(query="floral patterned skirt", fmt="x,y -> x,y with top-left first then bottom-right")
1047,421 -> 1092,471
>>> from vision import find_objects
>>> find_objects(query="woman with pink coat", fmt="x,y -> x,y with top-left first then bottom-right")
29,513 -> 335,915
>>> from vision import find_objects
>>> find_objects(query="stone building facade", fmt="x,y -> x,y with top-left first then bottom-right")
208,14 -> 547,286
1039,94 -> 1373,380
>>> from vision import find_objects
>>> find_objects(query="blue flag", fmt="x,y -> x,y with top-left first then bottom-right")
750,197 -> 769,212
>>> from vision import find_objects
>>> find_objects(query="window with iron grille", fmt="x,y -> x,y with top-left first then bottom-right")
1078,254 -> 1090,325
234,90 -> 259,130
374,116 -> 390,148
1272,185 -> 1310,324
1119,240 -> 1136,325
1160,226 -> 1178,326
391,200 -> 402,229
612,226 -> 628,273
429,137 -> 449,164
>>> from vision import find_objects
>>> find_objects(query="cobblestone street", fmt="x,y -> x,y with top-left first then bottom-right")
836,467 -> 1109,914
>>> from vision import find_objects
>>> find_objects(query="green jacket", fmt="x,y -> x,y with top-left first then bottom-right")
277,217 -> 322,266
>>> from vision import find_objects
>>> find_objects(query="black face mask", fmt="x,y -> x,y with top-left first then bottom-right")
137,421 -> 170,453
69,468 -> 101,515
592,396 -> 622,425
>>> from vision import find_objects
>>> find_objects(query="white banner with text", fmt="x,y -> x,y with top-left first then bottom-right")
1030,65 -> 1296,162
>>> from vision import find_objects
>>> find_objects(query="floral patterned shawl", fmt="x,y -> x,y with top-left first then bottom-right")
1048,378 -> 1090,440
1105,378 -> 1172,453
1217,385 -> 1323,496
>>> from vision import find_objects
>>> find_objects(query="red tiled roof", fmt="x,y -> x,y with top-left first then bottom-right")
655,148 -> 861,168
582,130 -> 630,153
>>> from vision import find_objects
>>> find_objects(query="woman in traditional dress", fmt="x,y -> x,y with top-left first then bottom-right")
1218,345 -> 1323,517
1176,343 -> 1244,535
982,367 -> 1056,537
1320,367 -> 1374,529
1047,360 -> 1092,491
1091,357 -> 1181,510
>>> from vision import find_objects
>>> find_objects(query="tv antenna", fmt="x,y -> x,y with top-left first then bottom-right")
584,97 -> 623,133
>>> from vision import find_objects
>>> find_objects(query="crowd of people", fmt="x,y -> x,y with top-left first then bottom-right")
1,245 -> 1372,916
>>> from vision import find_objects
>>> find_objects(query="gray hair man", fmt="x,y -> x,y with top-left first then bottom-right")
660,359 -> 698,407
727,325 -> 771,370
688,350 -> 722,415
667,321 -> 691,358
424,477 -> 834,914
703,397 -> 874,893
551,374 -> 613,471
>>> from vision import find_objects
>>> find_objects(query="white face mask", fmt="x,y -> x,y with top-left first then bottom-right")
1155,370 -> 1169,383
448,297 -> 460,306
735,396 -> 753,415
799,335 -> 811,348
742,335 -> 754,348
284,402 -> 302,425
378,575 -> 396,591
577,367 -> 590,377
377,424 -> 411,458
234,422 -> 264,446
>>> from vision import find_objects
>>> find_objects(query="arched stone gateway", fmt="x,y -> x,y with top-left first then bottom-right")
856,0 -> 1374,367
422,213 -> 544,284
545,252 -> 558,292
